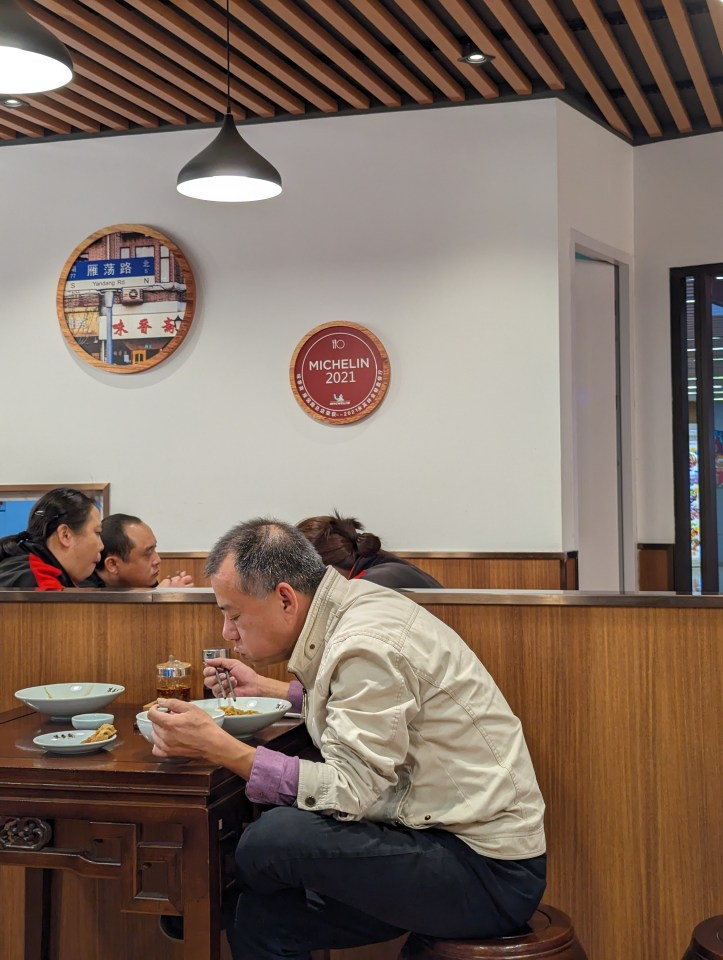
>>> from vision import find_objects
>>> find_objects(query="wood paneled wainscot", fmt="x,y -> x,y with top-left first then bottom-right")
0,589 -> 720,960
158,551 -> 579,590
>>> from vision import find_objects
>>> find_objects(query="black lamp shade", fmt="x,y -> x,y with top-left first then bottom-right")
0,0 -> 73,93
176,113 -> 282,202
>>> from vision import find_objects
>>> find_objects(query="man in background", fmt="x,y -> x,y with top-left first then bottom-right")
85,513 -> 194,588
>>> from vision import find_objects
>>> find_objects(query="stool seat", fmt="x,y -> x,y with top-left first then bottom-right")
401,904 -> 587,959
683,916 -> 723,960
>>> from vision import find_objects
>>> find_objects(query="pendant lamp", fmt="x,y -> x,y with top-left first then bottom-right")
176,0 -> 281,202
0,0 -> 72,94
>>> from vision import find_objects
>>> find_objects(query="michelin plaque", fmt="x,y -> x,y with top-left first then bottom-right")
290,322 -> 391,425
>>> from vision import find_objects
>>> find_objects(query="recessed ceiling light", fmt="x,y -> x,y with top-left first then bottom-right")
1,97 -> 27,107
458,43 -> 495,65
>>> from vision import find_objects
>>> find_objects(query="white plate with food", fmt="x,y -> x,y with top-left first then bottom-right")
33,725 -> 118,755
191,697 -> 292,737
15,683 -> 125,721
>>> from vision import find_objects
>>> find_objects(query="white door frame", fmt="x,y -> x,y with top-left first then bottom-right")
569,230 -> 637,591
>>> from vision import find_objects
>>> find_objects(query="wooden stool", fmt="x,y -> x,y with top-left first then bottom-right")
683,916 -> 723,960
400,904 -> 587,959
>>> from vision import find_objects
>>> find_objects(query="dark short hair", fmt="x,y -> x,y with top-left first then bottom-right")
205,518 -> 326,598
97,513 -> 143,567
0,487 -> 97,561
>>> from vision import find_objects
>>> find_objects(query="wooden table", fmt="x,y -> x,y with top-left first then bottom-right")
0,705 -> 308,960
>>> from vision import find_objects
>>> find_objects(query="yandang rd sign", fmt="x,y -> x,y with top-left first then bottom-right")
290,322 -> 391,425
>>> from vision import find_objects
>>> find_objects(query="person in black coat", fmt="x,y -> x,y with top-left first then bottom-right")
0,487 -> 103,590
297,511 -> 443,589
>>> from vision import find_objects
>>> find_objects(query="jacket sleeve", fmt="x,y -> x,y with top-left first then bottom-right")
296,635 -> 421,818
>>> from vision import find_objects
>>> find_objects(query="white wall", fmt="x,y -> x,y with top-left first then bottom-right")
555,103 -> 634,559
0,100 -> 564,551
633,131 -> 723,542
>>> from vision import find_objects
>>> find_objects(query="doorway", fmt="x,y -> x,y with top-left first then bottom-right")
572,256 -> 624,590
670,263 -> 723,593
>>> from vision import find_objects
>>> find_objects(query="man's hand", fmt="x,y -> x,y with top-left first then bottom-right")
159,570 -> 194,587
149,700 -> 227,760
203,657 -> 260,697
149,700 -> 256,777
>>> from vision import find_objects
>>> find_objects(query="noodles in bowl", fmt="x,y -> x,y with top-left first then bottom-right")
190,697 -> 291,736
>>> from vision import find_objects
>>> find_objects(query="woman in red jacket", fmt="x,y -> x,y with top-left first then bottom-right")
0,487 -> 103,590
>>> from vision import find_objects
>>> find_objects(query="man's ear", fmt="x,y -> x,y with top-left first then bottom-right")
104,556 -> 120,575
277,582 -> 298,614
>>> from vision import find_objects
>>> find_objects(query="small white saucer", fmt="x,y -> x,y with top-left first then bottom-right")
71,712 -> 115,730
33,730 -> 117,755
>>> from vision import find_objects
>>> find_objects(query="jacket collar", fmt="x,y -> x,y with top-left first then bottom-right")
288,567 -> 347,687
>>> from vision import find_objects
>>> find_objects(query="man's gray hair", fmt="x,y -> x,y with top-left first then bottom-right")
205,518 -> 326,598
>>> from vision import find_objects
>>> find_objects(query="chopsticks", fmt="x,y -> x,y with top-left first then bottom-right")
213,666 -> 237,701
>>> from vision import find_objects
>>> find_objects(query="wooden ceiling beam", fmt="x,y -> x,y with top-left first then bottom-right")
36,0 -> 226,122
262,0 -> 401,106
29,2 -> 210,124
474,0 -> 565,90
617,0 -> 691,132
311,0 -> 433,103
569,0 -> 661,136
659,0 -> 722,127
0,103 -> 69,135
170,0 -> 337,113
80,0 -> 278,118
124,0 -> 306,115
70,74 -> 159,129
0,109 -> 44,137
437,0 -> 532,94
524,0 -> 632,137
707,0 -> 723,56
393,0 -> 499,98
22,95 -> 100,133
348,0 -> 466,100
1,0 -> 716,145
227,0 -> 370,109
70,55 -> 175,126
48,88 -> 129,131
0,123 -> 17,139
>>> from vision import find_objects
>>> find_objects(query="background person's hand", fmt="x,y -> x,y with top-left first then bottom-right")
149,699 -> 226,759
158,570 -> 194,587
203,657 -> 260,697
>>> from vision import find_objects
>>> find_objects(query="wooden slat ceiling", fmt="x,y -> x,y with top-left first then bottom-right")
0,0 -> 720,146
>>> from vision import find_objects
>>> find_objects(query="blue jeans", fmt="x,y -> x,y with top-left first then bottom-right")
228,807 -> 546,960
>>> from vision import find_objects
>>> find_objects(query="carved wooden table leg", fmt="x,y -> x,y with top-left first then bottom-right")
181,808 -> 218,960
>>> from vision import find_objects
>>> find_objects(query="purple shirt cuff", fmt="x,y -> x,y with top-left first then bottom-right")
288,680 -> 304,713
246,746 -> 300,806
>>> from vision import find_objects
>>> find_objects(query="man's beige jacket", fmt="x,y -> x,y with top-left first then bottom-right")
288,568 -> 545,860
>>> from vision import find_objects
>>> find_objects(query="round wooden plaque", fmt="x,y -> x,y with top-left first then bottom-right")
290,321 -> 391,425
56,224 -> 195,374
